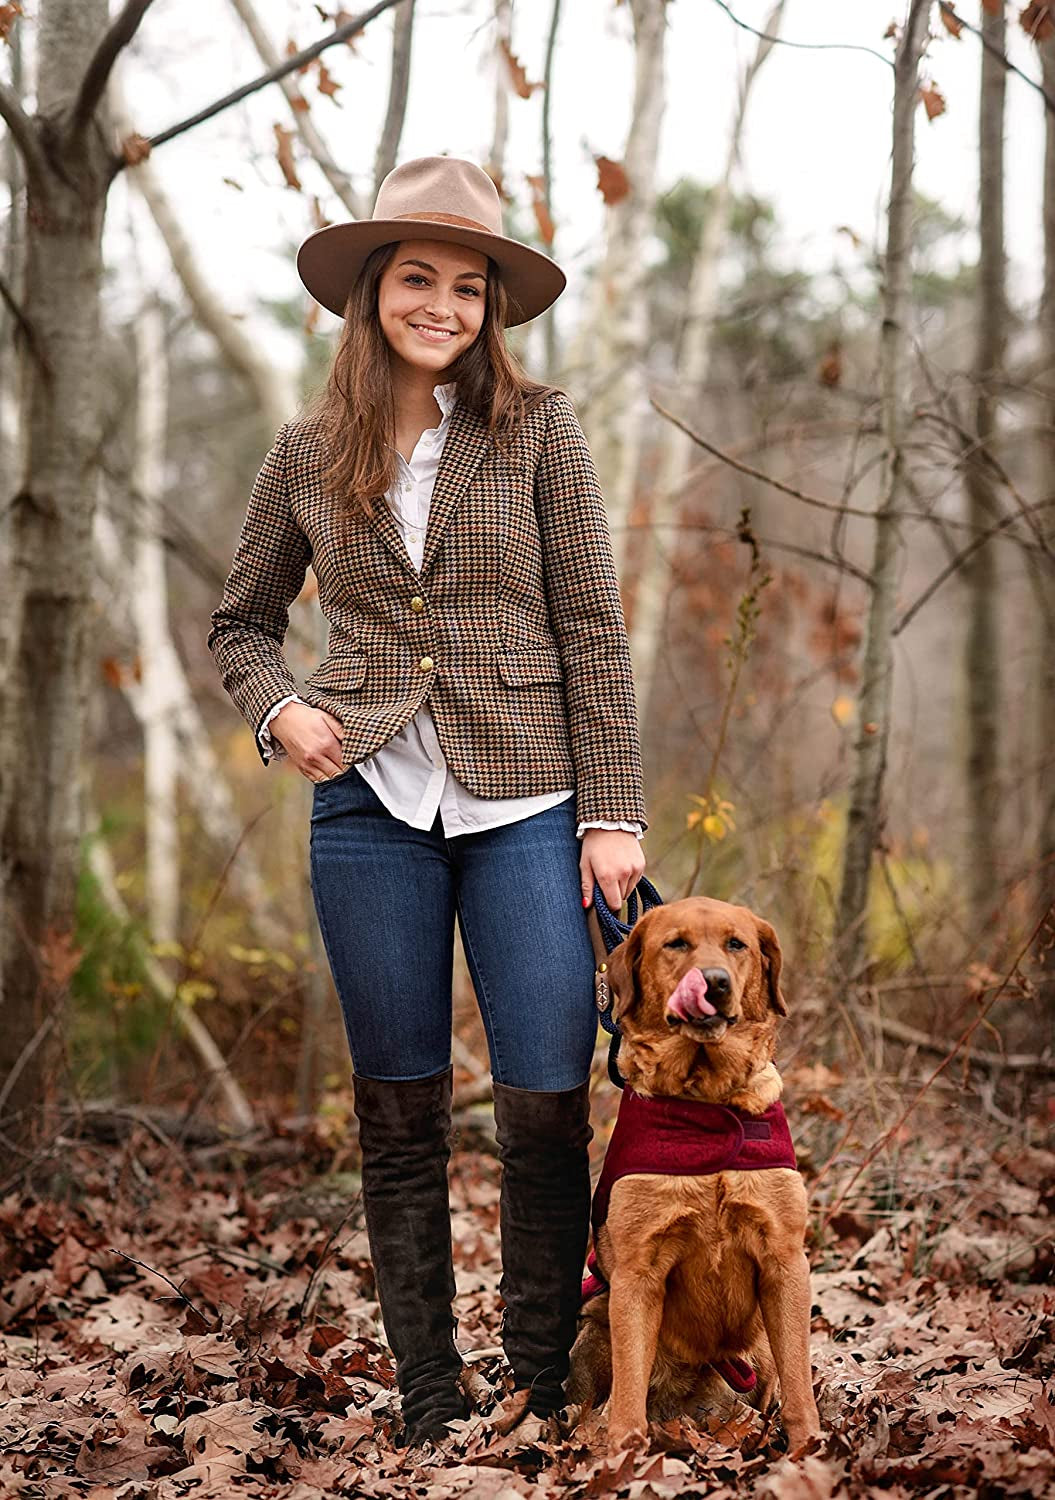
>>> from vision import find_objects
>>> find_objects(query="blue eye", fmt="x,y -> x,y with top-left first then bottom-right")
403,274 -> 480,296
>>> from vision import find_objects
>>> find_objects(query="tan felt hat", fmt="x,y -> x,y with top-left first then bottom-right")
296,155 -> 566,327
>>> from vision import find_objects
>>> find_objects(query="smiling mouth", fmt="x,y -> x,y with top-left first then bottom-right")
410,324 -> 458,342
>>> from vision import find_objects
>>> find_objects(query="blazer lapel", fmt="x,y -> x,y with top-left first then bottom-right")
419,399 -> 490,581
365,492 -> 418,578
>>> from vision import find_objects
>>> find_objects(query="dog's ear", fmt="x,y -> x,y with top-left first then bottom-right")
606,922 -> 645,1024
755,917 -> 788,1016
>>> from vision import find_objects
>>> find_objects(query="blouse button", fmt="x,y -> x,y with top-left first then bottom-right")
419,656 -> 434,672
410,596 -> 425,611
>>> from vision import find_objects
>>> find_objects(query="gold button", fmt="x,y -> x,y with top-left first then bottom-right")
410,596 -> 425,612
419,655 -> 434,672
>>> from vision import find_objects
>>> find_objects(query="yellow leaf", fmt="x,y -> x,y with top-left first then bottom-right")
831,695 -> 854,727
150,939 -> 185,960
228,944 -> 270,965
176,980 -> 217,1007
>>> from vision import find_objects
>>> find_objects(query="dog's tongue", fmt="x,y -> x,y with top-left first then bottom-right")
666,969 -> 717,1022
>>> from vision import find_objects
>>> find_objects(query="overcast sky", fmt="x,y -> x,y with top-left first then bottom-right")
98,0 -> 1045,362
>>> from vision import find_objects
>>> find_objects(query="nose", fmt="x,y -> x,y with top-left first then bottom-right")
424,291 -> 454,320
701,968 -> 731,1007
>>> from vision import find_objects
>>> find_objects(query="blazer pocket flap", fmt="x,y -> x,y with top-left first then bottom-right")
497,643 -> 564,687
305,653 -> 367,691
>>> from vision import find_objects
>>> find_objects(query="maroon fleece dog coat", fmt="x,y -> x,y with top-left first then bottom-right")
581,1086 -> 798,1394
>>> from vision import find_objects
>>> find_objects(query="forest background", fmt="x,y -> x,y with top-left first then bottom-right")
0,2 -> 1052,1496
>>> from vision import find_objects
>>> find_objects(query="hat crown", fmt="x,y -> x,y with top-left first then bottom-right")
372,156 -> 504,237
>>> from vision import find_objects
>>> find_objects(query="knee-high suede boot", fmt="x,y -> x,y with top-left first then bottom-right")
352,1065 -> 468,1446
492,1079 -> 594,1418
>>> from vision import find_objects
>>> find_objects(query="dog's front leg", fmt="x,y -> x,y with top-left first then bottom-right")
756,1249 -> 821,1449
606,1265 -> 665,1452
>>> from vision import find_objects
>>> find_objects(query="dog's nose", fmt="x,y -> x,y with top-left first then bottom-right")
701,967 -> 731,1001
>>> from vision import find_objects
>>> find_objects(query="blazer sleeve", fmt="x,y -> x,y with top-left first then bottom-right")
206,422 -> 313,764
534,392 -> 648,831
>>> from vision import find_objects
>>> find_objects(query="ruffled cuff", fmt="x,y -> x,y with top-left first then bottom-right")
257,693 -> 304,761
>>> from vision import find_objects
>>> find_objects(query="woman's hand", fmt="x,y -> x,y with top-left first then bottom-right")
271,701 -> 348,782
580,829 -> 646,914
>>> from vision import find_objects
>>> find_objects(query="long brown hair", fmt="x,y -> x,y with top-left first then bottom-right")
301,241 -> 561,522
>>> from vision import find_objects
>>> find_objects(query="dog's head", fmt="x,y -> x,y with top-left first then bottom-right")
604,896 -> 787,1101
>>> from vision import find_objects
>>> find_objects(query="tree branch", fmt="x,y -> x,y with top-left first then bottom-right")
710,0 -> 893,69
939,1 -> 1055,118
649,394 -> 1050,546
0,79 -> 49,191
69,0 -> 158,141
108,0 -> 403,177
894,497 -> 1055,635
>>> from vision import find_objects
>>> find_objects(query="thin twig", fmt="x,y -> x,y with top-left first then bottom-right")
649,394 -> 1053,546
939,2 -> 1055,117
854,1009 -> 1054,1074
110,1249 -> 210,1322
821,899 -> 1054,1227
711,0 -> 894,69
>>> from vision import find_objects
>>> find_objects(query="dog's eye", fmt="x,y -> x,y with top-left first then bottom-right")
664,936 -> 689,949
727,936 -> 748,951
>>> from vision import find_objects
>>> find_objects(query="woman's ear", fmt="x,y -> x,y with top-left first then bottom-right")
755,918 -> 788,1016
606,924 -> 644,1024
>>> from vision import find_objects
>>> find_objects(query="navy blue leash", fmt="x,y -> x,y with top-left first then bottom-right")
590,875 -> 665,1089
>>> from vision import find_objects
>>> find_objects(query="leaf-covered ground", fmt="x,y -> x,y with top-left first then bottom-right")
1,1070 -> 1052,1499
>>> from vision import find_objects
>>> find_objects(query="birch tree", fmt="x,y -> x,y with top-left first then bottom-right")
373,0 -> 416,195
577,0 -> 669,574
630,1 -> 785,691
834,0 -> 932,978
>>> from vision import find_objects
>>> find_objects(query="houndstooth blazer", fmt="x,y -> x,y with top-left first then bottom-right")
207,389 -> 648,830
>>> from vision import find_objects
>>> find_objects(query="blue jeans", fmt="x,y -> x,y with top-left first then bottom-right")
308,768 -> 599,1089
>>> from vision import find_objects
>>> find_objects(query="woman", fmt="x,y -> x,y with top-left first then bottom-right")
207,156 -> 648,1448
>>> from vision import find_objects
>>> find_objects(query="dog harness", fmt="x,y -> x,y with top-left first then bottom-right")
580,1086 -> 798,1394
590,1086 -> 798,1239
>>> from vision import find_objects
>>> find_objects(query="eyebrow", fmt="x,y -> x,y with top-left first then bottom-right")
397,258 -> 486,282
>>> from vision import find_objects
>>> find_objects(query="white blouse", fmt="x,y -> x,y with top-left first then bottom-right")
259,381 -> 643,843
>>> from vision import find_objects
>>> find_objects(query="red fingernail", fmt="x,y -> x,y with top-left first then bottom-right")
582,896 -> 590,907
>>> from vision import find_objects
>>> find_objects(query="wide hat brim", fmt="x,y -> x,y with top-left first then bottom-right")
296,218 -> 566,327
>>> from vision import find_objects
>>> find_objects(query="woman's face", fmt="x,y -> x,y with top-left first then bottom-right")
377,237 -> 488,378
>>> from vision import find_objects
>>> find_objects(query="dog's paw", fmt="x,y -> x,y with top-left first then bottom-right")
607,1422 -> 649,1456
784,1424 -> 824,1457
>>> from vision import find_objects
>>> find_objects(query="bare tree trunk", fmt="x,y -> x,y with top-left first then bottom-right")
373,0 -> 415,195
633,1 -> 784,694
92,494 -> 297,956
539,0 -> 562,379
0,18 -> 25,472
834,0 -> 930,979
962,0 -> 1006,932
576,0 -> 668,575
0,0 -> 119,1143
132,299 -> 181,949
1036,36 -> 1055,914
227,0 -> 366,218
108,66 -> 297,434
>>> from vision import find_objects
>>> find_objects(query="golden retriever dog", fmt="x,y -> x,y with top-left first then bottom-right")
568,896 -> 821,1454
